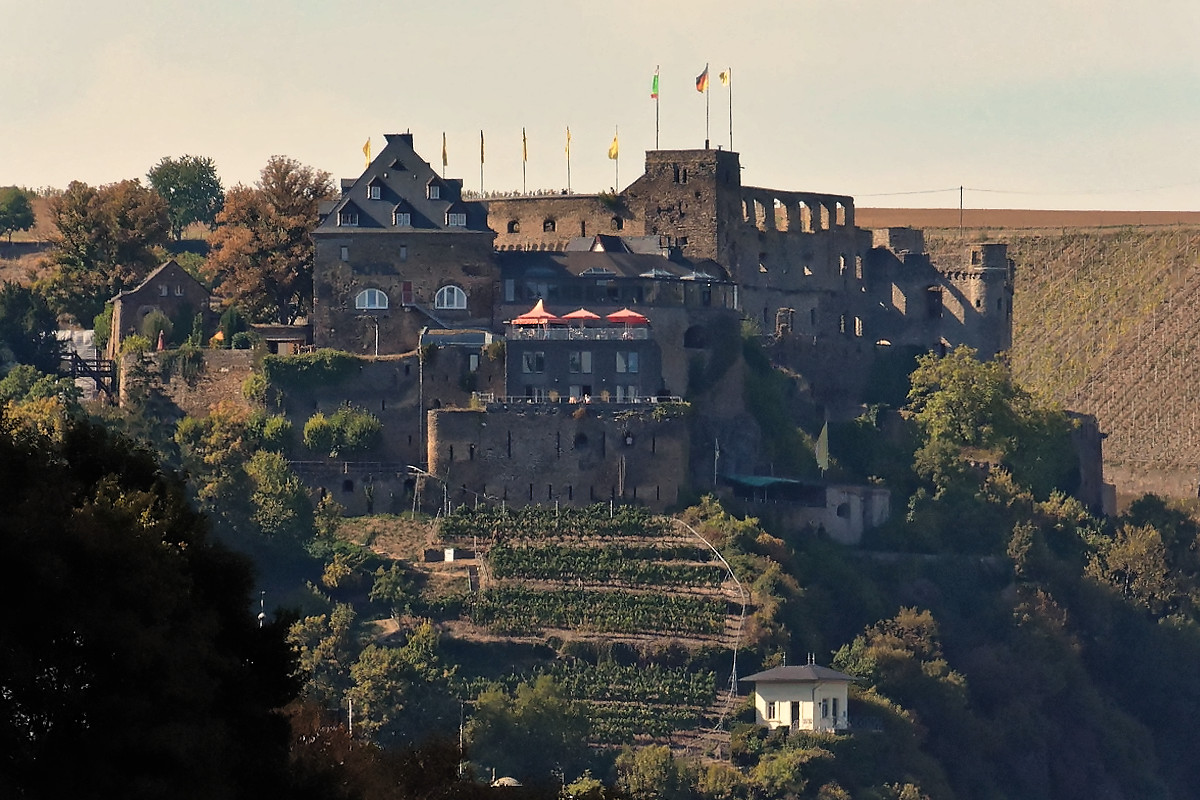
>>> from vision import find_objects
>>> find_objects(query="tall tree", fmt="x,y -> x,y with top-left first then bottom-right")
206,156 -> 333,324
36,179 -> 170,322
0,186 -> 35,244
0,282 -> 60,373
0,413 -> 299,798
146,154 -> 224,240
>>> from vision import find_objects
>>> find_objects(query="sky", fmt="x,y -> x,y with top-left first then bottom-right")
4,0 -> 1200,211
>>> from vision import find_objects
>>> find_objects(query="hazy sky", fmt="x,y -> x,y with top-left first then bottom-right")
5,0 -> 1200,210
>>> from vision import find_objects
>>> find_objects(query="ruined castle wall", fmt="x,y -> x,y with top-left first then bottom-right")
427,404 -> 689,512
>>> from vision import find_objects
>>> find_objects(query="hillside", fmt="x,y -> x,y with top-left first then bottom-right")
863,208 -> 1200,502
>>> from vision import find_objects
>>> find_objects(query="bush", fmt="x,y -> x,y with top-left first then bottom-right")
92,304 -> 113,353
242,372 -> 268,404
141,310 -> 173,346
219,306 -> 246,348
303,413 -> 336,455
262,349 -> 361,387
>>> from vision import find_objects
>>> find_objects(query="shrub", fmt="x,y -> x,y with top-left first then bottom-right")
303,412 -> 336,455
141,310 -> 173,346
92,304 -> 113,353
262,349 -> 361,387
242,372 -> 268,404
230,331 -> 254,350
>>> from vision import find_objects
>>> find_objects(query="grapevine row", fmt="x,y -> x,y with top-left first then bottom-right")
441,504 -> 668,541
470,586 -> 727,636
488,543 -> 724,587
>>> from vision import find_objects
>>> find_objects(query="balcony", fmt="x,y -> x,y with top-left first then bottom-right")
506,326 -> 649,341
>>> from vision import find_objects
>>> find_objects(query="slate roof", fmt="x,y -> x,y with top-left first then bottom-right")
496,250 -> 732,283
314,133 -> 490,235
740,665 -> 857,684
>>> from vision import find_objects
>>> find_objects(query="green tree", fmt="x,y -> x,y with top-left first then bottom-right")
0,186 -> 35,243
616,745 -> 689,800
205,156 -> 333,324
37,179 -> 170,322
0,412 -> 299,798
146,154 -> 224,240
246,450 -> 314,542
467,675 -> 591,783
0,282 -> 60,373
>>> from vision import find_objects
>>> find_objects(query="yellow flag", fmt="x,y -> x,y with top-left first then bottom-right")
362,137 -> 371,168
522,127 -> 528,162
565,126 -> 571,156
442,132 -> 448,170
719,68 -> 730,86
608,130 -> 619,160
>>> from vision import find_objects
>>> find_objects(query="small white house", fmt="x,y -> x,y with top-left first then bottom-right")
742,663 -> 856,733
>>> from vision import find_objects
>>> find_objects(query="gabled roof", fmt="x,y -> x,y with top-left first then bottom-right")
741,665 -> 856,684
315,132 -> 490,235
110,259 -> 208,302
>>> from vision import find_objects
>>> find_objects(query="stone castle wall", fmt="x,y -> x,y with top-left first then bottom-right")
428,403 -> 690,512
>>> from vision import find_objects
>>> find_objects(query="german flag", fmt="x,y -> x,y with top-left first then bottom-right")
695,64 -> 709,93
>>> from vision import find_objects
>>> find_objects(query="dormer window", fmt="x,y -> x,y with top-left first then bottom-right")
394,210 -> 411,227
428,184 -> 441,200
447,212 -> 467,227
368,184 -> 381,200
338,209 -> 359,227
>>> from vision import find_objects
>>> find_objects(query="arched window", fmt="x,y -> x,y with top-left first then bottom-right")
435,285 -> 467,310
543,219 -> 556,233
611,216 -> 624,231
507,220 -> 520,233
354,288 -> 388,310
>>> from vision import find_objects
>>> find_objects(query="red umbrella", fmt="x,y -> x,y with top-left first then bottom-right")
511,299 -> 559,326
605,308 -> 649,325
561,308 -> 601,324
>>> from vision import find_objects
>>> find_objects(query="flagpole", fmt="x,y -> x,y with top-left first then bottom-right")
704,63 -> 711,148
566,126 -> 572,194
480,130 -> 484,194
615,126 -> 619,190
727,68 -> 733,151
522,128 -> 527,195
653,65 -> 660,150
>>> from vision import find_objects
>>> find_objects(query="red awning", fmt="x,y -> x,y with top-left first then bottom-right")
606,307 -> 649,325
511,298 -> 559,325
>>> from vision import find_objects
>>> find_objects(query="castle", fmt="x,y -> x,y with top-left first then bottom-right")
298,132 -> 1017,526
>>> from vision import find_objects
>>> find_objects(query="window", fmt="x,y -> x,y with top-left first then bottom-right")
569,351 -> 592,374
394,211 -> 411,227
340,245 -> 350,262
854,316 -> 863,337
766,701 -> 777,720
832,698 -> 840,719
435,285 -> 467,310
616,351 -> 639,374
399,245 -> 408,261
821,699 -> 829,719
522,351 -> 545,374
175,285 -> 183,296
507,220 -> 520,233
428,184 -> 440,200
354,288 -> 388,310
615,385 -> 639,401
399,281 -> 413,305
338,209 -> 359,227
611,216 -> 623,231
468,353 -> 480,372
159,284 -> 168,297
447,212 -> 467,227
368,184 -> 381,200
543,219 -> 556,233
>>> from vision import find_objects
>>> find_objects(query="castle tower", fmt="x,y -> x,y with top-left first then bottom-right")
946,243 -> 1014,357
625,149 -> 744,266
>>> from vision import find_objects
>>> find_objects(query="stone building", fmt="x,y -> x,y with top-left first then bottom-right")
108,259 -> 211,359
303,132 -> 1019,514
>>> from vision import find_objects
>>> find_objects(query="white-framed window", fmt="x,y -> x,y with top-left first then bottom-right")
447,212 -> 467,227
338,209 -> 359,227
766,701 -> 777,720
468,353 -> 480,372
615,385 -> 639,401
394,211 -> 411,227
616,351 -> 639,374
569,351 -> 592,374
522,351 -> 545,374
435,285 -> 467,310
159,284 -> 168,297
354,288 -> 388,310
368,184 -> 381,200
428,184 -> 440,200
340,245 -> 350,262
175,285 -> 183,296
